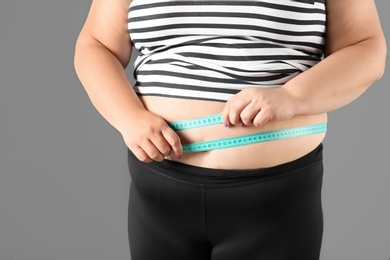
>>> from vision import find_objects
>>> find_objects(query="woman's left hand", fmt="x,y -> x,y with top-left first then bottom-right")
221,87 -> 302,127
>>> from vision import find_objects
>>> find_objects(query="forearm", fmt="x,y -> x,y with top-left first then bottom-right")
283,37 -> 386,116
74,41 -> 145,134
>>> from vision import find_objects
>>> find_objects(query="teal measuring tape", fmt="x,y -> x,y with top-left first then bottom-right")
168,113 -> 223,131
168,114 -> 327,153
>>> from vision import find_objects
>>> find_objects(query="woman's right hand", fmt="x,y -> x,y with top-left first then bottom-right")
120,109 -> 183,162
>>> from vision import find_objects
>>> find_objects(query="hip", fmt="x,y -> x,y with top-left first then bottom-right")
127,142 -> 324,188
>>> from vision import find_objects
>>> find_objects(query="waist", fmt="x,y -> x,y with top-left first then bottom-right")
140,96 -> 327,169
169,113 -> 326,153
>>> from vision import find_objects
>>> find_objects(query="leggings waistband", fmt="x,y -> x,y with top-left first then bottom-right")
128,143 -> 323,184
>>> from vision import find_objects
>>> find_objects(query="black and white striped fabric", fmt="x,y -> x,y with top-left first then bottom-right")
128,0 -> 326,102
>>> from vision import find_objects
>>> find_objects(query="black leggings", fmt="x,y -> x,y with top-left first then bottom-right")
127,144 -> 324,260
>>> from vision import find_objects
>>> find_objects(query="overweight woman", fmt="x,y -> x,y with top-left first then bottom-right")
74,0 -> 386,259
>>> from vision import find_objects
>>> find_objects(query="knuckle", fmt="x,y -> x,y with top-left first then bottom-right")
262,105 -> 272,115
253,122 -> 262,127
252,97 -> 261,104
127,140 -> 144,152
149,151 -> 162,161
267,105 -> 275,113
253,118 -> 265,127
128,143 -> 138,151
139,156 -> 149,162
229,117 -> 238,124
142,126 -> 154,137
154,156 -> 164,162
170,137 -> 180,147
156,120 -> 167,129
253,118 -> 263,127
229,111 -> 239,120
136,153 -> 150,162
240,114 -> 252,124
230,104 -> 239,113
161,146 -> 172,156
165,131 -> 180,146
147,119 -> 166,131
243,120 -> 253,125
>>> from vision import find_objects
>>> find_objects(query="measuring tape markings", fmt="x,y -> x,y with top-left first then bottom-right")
167,114 -> 327,153
168,113 -> 223,131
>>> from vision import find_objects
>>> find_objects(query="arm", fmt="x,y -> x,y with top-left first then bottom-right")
222,0 -> 386,126
74,0 -> 182,162
284,0 -> 386,115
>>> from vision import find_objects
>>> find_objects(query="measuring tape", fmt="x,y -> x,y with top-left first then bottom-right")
168,114 -> 327,153
168,113 -> 223,131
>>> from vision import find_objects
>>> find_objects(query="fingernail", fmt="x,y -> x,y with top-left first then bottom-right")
177,155 -> 182,160
223,121 -> 228,127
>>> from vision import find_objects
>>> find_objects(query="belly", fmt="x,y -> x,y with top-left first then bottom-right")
139,96 -> 327,169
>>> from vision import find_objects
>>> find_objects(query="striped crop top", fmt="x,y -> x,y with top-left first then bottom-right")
128,0 -> 326,102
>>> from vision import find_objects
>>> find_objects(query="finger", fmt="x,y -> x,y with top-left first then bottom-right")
253,107 -> 273,127
229,100 -> 250,126
226,95 -> 250,125
221,105 -> 230,127
222,94 -> 247,126
142,140 -> 165,162
240,101 -> 261,126
162,128 -> 183,159
131,146 -> 153,163
150,133 -> 173,157
222,96 -> 235,127
222,95 -> 238,127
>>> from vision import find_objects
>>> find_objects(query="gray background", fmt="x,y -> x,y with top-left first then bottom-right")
0,0 -> 389,259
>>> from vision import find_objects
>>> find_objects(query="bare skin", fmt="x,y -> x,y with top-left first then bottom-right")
74,0 -> 386,169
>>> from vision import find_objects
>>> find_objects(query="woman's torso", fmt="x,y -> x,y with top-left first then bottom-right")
128,0 -> 327,169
